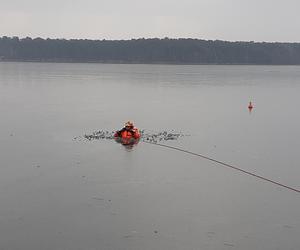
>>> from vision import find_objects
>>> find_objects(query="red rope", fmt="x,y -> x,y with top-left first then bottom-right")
143,141 -> 300,194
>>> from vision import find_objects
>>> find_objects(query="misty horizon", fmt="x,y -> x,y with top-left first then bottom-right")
1,0 -> 300,42
1,35 -> 300,44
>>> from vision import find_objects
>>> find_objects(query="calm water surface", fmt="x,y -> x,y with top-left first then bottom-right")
0,62 -> 300,250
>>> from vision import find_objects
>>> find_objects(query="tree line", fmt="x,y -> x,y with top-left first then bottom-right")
0,36 -> 300,64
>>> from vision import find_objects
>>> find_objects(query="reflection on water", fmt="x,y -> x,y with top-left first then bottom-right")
114,137 -> 140,150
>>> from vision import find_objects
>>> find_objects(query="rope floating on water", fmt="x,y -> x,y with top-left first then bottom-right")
143,141 -> 300,194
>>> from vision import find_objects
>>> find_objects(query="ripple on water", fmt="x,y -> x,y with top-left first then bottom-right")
75,129 -> 188,143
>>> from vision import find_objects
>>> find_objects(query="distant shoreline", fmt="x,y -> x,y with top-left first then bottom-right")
1,37 -> 300,65
1,59 -> 299,66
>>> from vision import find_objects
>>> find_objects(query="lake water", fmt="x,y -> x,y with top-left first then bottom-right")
0,62 -> 299,250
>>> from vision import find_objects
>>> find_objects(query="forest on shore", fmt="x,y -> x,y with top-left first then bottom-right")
1,36 -> 300,65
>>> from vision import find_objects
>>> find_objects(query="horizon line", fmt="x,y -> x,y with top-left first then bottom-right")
1,35 -> 300,44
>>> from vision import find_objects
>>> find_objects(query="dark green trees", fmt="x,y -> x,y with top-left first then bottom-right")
0,36 -> 300,64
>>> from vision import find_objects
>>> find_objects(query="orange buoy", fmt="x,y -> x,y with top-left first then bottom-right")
248,101 -> 253,110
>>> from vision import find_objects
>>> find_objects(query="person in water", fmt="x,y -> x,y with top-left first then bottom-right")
114,121 -> 141,140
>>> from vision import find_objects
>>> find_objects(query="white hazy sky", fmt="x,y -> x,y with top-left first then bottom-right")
0,0 -> 299,42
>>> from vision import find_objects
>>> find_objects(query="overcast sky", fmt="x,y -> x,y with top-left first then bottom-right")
0,0 -> 299,42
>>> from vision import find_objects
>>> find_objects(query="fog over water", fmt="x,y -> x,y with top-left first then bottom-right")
0,62 -> 300,250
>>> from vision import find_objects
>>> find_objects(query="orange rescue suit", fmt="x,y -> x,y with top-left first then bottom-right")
114,128 -> 140,139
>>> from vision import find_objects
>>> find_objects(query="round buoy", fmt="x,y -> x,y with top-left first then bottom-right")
248,101 -> 253,110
